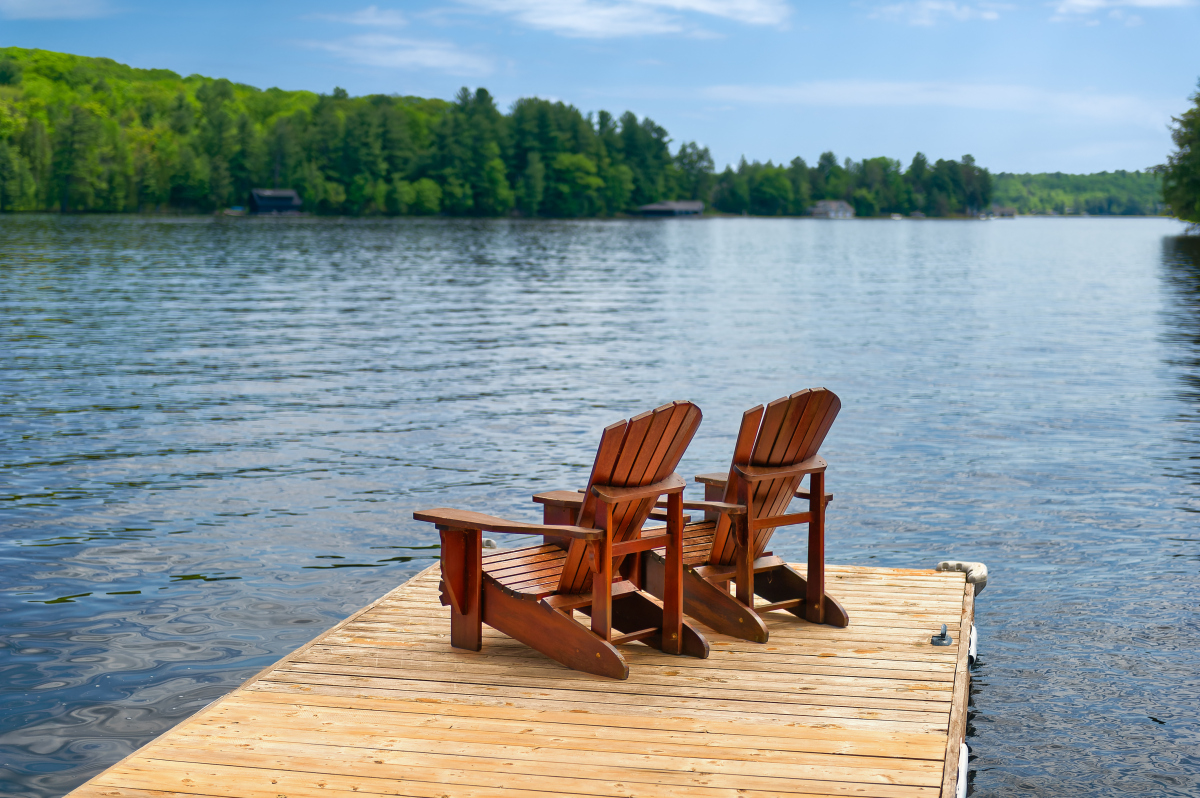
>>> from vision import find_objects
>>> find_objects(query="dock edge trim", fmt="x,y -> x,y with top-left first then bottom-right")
940,575 -> 975,798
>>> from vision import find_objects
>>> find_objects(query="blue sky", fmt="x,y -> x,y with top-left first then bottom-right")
1,0 -> 1197,173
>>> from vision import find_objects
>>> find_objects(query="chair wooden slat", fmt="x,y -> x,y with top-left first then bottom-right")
559,421 -> 630,593
614,403 -> 689,542
748,393 -> 803,544
751,391 -> 836,556
614,403 -> 698,556
711,404 -> 764,566
604,408 -> 663,551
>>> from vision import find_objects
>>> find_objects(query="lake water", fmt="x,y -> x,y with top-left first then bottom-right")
1,214 -> 1198,797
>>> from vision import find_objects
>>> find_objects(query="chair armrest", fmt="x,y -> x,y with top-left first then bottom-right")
532,488 -> 686,524
531,490 -> 585,509
656,499 -> 746,516
413,508 -> 601,540
591,473 -> 685,503
694,471 -> 832,502
733,455 -> 827,482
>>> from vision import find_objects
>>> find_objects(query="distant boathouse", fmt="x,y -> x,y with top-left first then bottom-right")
637,200 -> 704,216
811,199 -> 855,218
249,189 -> 304,214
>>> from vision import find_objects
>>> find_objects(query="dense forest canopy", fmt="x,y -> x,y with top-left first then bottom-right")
0,47 -> 1163,218
991,170 -> 1162,215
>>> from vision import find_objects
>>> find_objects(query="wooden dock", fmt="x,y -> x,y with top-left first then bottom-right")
69,563 -> 975,798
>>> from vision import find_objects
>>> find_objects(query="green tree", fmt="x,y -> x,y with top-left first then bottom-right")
0,140 -> 33,210
601,162 -> 633,215
517,151 -> 545,216
851,188 -> 879,217
749,163 -> 792,215
711,162 -> 749,214
229,113 -> 265,205
19,119 -> 52,206
786,157 -> 811,214
0,57 -> 22,85
411,177 -> 441,214
618,111 -> 673,206
959,154 -> 991,214
53,104 -> 102,211
546,152 -> 603,216
1160,81 -> 1200,225
674,142 -> 714,203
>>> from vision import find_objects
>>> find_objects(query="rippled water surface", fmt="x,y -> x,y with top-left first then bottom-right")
2,214 -> 1199,797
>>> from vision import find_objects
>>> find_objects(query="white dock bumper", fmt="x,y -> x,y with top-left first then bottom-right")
936,560 -> 988,595
956,743 -> 969,798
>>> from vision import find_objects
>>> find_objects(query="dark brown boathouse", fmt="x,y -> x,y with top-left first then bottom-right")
638,200 -> 704,216
249,188 -> 303,214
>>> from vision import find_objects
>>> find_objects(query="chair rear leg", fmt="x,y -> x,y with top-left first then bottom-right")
578,590 -> 710,659
753,563 -> 850,628
642,551 -> 769,643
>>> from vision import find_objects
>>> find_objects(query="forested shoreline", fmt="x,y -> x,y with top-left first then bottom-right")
0,47 -> 1161,218
992,171 -> 1161,216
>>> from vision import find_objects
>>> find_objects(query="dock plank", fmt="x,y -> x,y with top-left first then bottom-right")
67,563 -> 973,798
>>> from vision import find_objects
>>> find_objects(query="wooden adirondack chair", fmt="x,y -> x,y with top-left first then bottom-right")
649,388 -> 850,641
413,401 -> 710,680
535,389 -> 849,643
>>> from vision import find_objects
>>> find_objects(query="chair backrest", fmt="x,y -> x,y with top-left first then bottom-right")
556,401 -> 703,593
709,388 -> 840,566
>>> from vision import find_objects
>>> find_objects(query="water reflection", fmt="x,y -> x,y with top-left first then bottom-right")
1162,235 -> 1200,417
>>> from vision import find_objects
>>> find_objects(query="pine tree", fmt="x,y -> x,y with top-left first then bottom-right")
1160,81 -> 1200,226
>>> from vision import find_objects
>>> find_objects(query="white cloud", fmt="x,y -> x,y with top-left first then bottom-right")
459,0 -> 677,36
310,34 -> 493,76
639,0 -> 789,25
454,0 -> 789,38
0,0 -> 109,19
1108,7 -> 1146,22
1049,0 -> 1193,20
702,80 -> 1171,126
871,1 -> 1012,25
311,5 -> 407,27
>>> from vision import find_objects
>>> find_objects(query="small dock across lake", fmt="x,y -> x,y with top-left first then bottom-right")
69,563 -> 975,798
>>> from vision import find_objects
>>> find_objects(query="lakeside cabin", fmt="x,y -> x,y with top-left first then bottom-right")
638,200 -> 704,216
812,199 -> 855,219
249,188 -> 303,214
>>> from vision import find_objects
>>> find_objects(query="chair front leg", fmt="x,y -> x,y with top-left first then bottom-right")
734,479 -> 755,608
662,490 -> 684,654
439,527 -> 482,651
806,470 -> 826,624
590,501 -> 614,642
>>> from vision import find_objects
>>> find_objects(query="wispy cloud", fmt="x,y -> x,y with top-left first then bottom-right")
454,0 -> 789,38
703,80 -> 1170,126
1049,0 -> 1193,21
640,0 -> 789,25
310,5 -> 407,27
0,0 -> 109,19
309,34 -> 493,76
871,1 -> 1013,25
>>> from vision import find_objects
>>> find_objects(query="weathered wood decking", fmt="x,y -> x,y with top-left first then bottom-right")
70,563 -> 975,798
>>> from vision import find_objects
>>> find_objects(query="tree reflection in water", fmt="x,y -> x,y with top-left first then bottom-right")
1161,234 -> 1200,500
